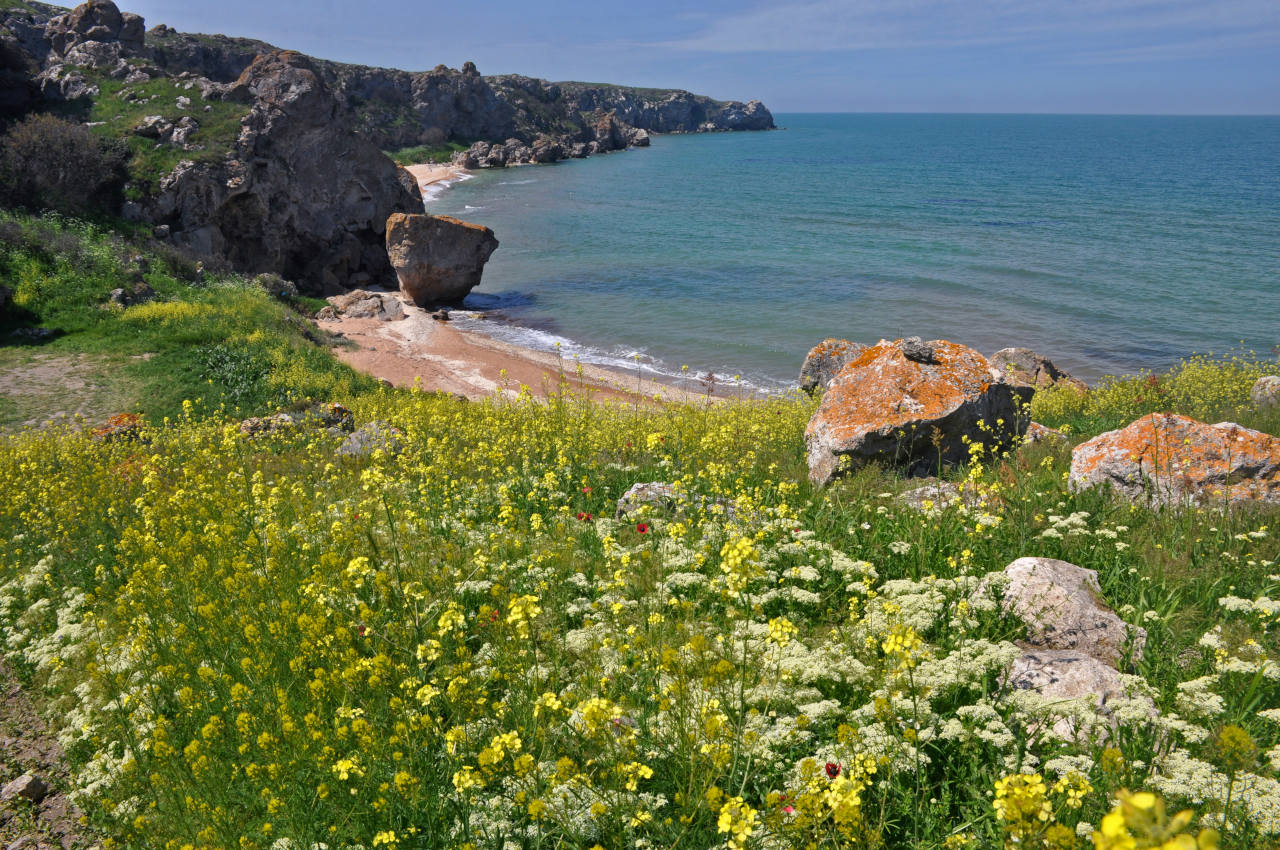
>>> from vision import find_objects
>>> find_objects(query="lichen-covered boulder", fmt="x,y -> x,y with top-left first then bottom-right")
990,557 -> 1145,665
989,347 -> 1088,393
798,338 -> 867,395
804,337 -> 1031,484
385,213 -> 499,307
1252,375 -> 1280,409
1069,413 -> 1280,506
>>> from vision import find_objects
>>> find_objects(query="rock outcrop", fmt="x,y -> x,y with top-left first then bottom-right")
989,347 -> 1087,393
317,289 -> 405,322
143,50 -> 421,292
1252,375 -> 1280,409
804,337 -> 1031,484
1069,413 -> 1280,506
988,557 -> 1145,666
799,338 -> 868,395
385,212 -> 498,307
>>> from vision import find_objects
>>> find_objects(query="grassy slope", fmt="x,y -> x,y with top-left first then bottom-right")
0,210 -> 376,429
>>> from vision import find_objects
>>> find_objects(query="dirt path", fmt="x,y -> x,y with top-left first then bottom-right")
0,351 -> 137,433
0,661 -> 96,850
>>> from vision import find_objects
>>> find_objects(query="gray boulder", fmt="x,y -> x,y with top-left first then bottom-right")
324,289 -> 405,321
338,421 -> 405,458
989,347 -> 1088,393
1,773 -> 49,804
987,557 -> 1145,666
1252,375 -> 1280,409
385,213 -> 498,307
1004,649 -> 1149,742
798,338 -> 867,395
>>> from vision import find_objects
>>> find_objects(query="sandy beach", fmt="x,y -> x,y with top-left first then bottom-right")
322,292 -> 693,404
403,162 -> 470,198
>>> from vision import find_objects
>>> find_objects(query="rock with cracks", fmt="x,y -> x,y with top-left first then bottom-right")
1003,649 -> 1150,743
1069,413 -> 1280,506
989,347 -> 1088,393
798,338 -> 868,395
385,212 -> 498,307
804,337 -> 1031,485
988,557 -> 1145,666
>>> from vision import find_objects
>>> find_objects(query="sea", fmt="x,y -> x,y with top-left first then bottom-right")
425,114 -> 1280,392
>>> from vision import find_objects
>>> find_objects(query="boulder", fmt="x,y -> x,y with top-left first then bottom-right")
385,213 -> 498,307
338,421 -> 405,458
108,281 -> 154,307
90,412 -> 145,443
616,482 -> 679,518
987,557 -> 1145,666
1003,649 -> 1149,742
45,1 -> 136,57
804,337 -> 1031,484
1069,413 -> 1280,506
898,480 -> 980,513
1022,421 -> 1067,446
798,338 -> 868,395
1,773 -> 49,804
989,347 -> 1087,393
1252,375 -> 1280,409
324,289 -> 405,321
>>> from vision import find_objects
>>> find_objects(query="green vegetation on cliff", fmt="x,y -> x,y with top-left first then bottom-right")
0,210 -> 373,429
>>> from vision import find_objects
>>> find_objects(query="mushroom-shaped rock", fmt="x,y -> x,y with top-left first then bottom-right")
1069,413 -> 1280,506
989,347 -> 1088,393
385,213 -> 499,307
804,337 -> 1031,484
988,557 -> 1145,665
798,338 -> 867,395
1252,375 -> 1280,409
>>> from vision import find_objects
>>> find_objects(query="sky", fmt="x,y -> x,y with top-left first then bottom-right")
120,0 -> 1279,114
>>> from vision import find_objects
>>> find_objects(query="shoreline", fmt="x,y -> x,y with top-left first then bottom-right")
403,162 -> 472,201
320,292 -> 725,404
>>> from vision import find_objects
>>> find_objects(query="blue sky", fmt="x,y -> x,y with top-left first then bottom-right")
123,0 -> 1279,114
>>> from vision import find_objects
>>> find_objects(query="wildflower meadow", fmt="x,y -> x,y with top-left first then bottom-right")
2,359 -> 1279,850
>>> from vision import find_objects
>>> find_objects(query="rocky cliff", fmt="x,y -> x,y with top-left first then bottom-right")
44,6 -> 775,156
1,0 -> 774,288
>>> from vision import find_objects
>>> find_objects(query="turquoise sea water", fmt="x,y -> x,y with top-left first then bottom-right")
427,114 -> 1280,390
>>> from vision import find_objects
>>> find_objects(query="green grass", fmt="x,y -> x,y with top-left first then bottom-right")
55,72 -> 250,198
385,142 -> 469,165
0,209 -> 375,428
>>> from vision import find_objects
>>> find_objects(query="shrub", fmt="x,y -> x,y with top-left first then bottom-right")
0,113 -> 126,213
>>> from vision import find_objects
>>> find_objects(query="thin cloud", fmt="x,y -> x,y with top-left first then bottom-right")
661,0 -> 1280,59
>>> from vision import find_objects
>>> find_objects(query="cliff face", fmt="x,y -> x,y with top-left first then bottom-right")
1,0 -> 774,290
60,15 -> 775,151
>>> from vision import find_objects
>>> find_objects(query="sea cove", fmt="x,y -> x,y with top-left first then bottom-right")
432,113 -> 1280,389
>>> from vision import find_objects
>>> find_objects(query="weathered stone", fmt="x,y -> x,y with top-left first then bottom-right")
1069,413 -> 1280,506
804,337 -> 1032,485
798,338 -> 868,395
989,347 -> 1088,393
898,480 -> 980,513
1252,375 -> 1280,409
385,213 -> 498,307
615,481 -> 733,520
1003,649 -> 1151,742
1022,421 -> 1067,446
108,281 -> 154,307
1,773 -> 48,804
900,336 -> 939,364
990,557 -> 1145,665
325,289 -> 405,321
133,114 -> 172,138
338,421 -> 405,458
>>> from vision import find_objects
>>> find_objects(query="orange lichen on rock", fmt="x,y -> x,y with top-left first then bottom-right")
804,337 -> 1030,485
1069,412 -> 1280,506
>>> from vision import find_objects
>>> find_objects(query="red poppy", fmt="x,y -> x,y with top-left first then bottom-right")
577,512 -> 592,521
825,762 -> 841,779
582,486 -> 593,493
636,523 -> 649,534
356,624 -> 367,637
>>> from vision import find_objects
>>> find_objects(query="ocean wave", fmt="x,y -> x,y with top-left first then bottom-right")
448,314 -> 795,395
